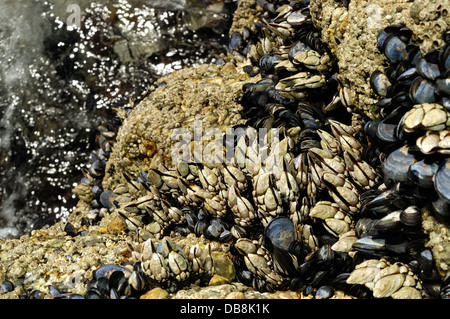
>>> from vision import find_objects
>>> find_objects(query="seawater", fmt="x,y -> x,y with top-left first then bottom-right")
0,0 -> 235,238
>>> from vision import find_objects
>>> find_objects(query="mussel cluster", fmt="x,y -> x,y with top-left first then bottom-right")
357,24 -> 450,297
55,2 -> 449,299
365,23 -> 450,218
72,115 -> 124,226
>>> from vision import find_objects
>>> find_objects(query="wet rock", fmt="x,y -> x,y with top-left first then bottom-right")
102,63 -> 259,190
309,0 -> 449,118
209,274 -> 231,286
140,287 -> 169,299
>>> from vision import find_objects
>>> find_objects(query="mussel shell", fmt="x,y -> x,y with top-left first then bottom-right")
352,237 -> 386,255
99,190 -> 118,210
0,280 -> 15,294
408,159 -> 439,189
409,77 -> 437,104
376,119 -> 399,143
435,78 -> 450,96
416,57 -> 441,81
434,158 -> 450,202
370,70 -> 391,96
383,35 -> 408,63
375,210 -> 402,232
315,285 -> 334,299
355,218 -> 379,238
94,264 -> 131,281
264,217 -> 295,251
432,195 -> 450,217
84,289 -> 103,299
385,236 -> 409,254
407,45 -> 421,66
417,249 -> 435,275
399,206 -> 422,227
194,220 -> 208,236
382,145 -> 418,182
259,53 -> 281,72
439,273 -> 450,299
228,32 -> 243,51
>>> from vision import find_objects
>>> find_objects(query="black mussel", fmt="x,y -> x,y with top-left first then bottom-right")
416,57 -> 441,81
259,53 -> 281,72
417,249 -> 435,276
108,270 -> 130,296
407,44 -> 421,66
204,218 -> 228,240
316,244 -> 335,268
375,210 -> 402,232
184,209 -> 198,233
376,119 -> 399,143
128,270 -> 146,292
436,78 -> 450,96
377,24 -> 409,50
409,77 -> 437,104
55,293 -> 85,299
370,70 -> 391,96
434,158 -> 450,202
432,195 -> 450,218
315,285 -> 334,299
310,270 -> 330,287
443,97 -> 450,111
383,35 -> 408,64
91,184 -> 103,199
400,206 -> 422,227
99,190 -> 118,210
0,279 -> 15,294
48,286 -> 62,297
377,29 -> 389,49
84,289 -> 103,299
397,67 -> 418,82
28,290 -> 45,299
385,236 -> 409,255
194,220 -> 208,236
264,217 -> 295,251
219,230 -> 233,242
408,159 -> 440,189
355,218 -> 379,238
88,159 -> 106,178
95,277 -> 110,294
94,264 -> 131,281
360,188 -> 396,216
352,237 -> 386,256
439,273 -> 450,299
64,222 -> 79,237
228,32 -> 243,51
363,118 -> 381,141
197,207 -> 211,221
382,145 -> 418,182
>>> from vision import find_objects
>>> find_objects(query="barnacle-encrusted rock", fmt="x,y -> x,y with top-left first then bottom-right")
309,0 -> 449,117
102,63 -> 260,191
422,210 -> 450,276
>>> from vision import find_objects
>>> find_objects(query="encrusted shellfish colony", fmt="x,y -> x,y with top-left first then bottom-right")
2,0 -> 449,299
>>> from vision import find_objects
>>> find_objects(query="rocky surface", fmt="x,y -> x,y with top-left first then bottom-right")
310,0 -> 449,117
0,0 -> 449,299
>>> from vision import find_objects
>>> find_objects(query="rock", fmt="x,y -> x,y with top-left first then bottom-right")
140,287 -> 169,299
107,216 -> 128,234
309,0 -> 449,118
225,291 -> 246,299
102,62 -> 260,191
211,251 -> 235,282
209,274 -> 231,286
